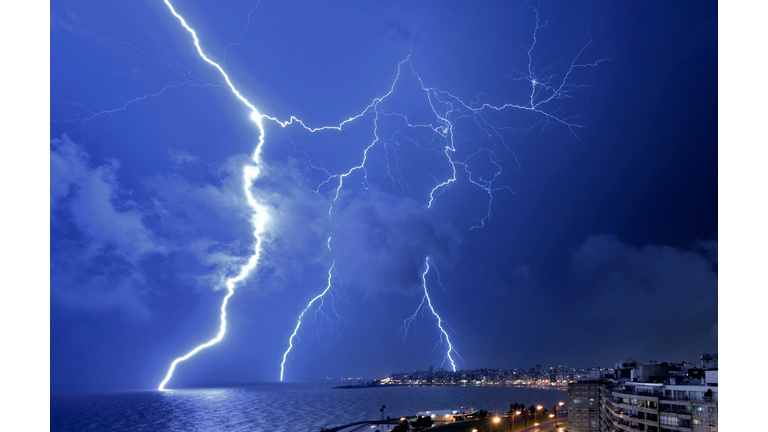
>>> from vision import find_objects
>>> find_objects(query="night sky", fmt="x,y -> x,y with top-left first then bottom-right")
47,0 -> 718,391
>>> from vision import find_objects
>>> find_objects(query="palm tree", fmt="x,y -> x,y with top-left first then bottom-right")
553,405 -> 559,418
522,409 -> 529,427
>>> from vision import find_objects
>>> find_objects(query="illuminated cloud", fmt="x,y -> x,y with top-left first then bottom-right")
50,135 -> 163,318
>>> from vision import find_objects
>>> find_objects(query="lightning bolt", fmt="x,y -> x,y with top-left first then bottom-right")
277,58 -> 412,380
158,0 -> 271,391
402,256 -> 462,371
280,251 -> 335,381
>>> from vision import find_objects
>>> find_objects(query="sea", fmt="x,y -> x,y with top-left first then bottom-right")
51,382 -> 567,432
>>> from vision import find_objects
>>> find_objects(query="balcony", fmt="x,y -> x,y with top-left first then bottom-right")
659,406 -> 691,415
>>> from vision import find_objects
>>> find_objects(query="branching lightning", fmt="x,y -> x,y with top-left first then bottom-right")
401,257 -> 463,371
276,3 -> 606,376
279,255 -> 336,381
72,0 -> 608,386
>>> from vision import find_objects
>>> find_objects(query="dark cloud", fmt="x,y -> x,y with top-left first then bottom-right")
329,187 -> 462,296
383,19 -> 414,41
514,262 -> 532,279
50,136 -> 264,318
564,234 -> 717,361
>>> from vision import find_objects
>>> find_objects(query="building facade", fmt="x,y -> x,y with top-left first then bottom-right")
568,381 -> 601,432
569,374 -> 718,432
599,382 -> 718,432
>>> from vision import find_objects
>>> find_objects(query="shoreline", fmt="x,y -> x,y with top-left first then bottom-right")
335,383 -> 568,390
323,416 -> 568,432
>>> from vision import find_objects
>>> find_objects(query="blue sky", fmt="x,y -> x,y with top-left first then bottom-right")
47,0 -> 720,390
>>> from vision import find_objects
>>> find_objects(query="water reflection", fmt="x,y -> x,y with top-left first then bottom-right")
52,383 -> 567,432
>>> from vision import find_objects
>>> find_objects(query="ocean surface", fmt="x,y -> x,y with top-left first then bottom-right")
51,382 -> 567,432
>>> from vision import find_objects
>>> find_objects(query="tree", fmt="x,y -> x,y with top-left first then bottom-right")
553,405 -> 559,418
478,409 -> 488,419
522,410 -> 529,427
412,416 -> 434,431
391,419 -> 409,432
508,409 -> 517,432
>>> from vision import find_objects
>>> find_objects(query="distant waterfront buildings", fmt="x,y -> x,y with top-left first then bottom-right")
385,365 -> 575,387
568,354 -> 718,432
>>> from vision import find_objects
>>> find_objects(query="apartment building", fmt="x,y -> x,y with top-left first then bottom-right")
568,356 -> 717,432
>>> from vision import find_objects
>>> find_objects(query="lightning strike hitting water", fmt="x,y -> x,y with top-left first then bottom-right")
280,257 -> 336,381
158,0 -> 271,391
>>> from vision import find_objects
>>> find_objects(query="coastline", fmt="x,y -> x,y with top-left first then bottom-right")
323,416 -> 568,432
335,383 -> 568,390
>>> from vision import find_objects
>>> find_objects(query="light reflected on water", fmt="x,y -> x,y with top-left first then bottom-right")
52,383 -> 566,432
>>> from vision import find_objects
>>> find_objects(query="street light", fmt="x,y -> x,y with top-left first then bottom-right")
536,406 -> 543,424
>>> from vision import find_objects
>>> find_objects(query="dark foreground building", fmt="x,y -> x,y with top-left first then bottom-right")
568,356 -> 718,432
568,381 -> 601,432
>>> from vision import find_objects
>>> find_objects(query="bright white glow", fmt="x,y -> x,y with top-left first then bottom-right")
158,0 -> 270,391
